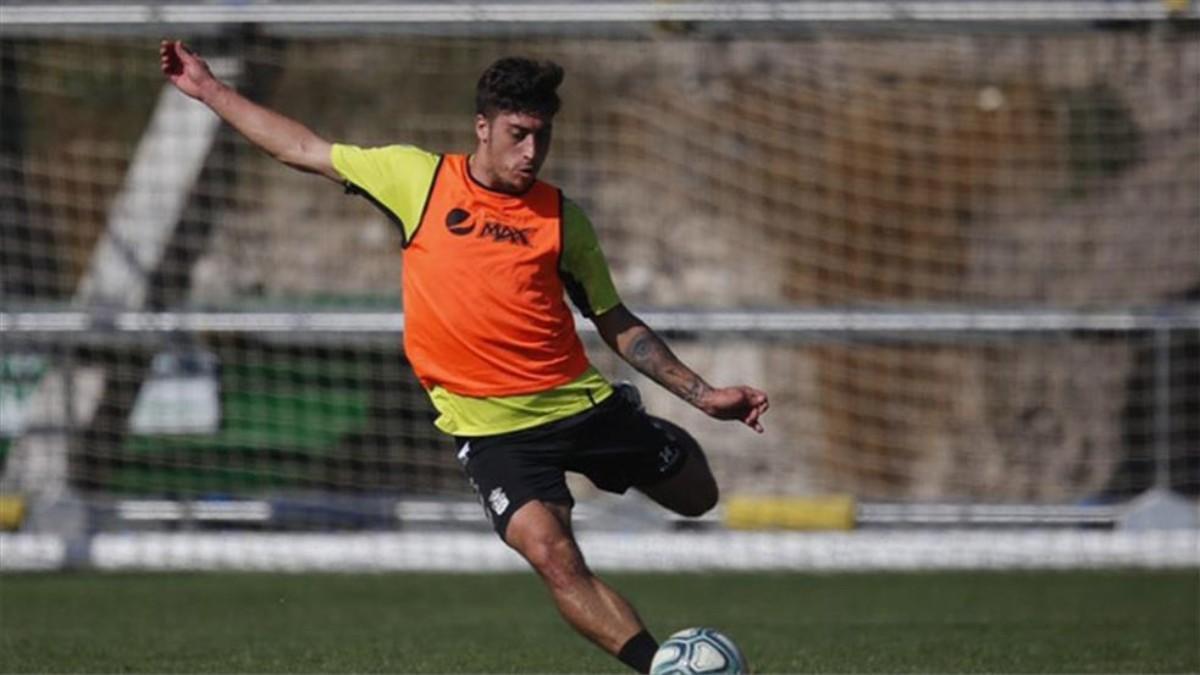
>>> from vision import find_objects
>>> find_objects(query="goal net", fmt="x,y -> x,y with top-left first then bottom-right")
1,3 -> 1197,570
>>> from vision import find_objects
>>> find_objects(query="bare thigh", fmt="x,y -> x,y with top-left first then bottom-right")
504,499 -> 583,571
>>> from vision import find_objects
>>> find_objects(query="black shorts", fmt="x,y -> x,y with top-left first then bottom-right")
454,384 -> 696,539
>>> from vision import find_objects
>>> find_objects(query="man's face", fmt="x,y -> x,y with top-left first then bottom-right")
475,111 -> 553,193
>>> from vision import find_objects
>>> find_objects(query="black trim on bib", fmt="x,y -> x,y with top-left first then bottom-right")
343,180 -> 407,242
557,192 -> 596,317
406,154 -> 446,249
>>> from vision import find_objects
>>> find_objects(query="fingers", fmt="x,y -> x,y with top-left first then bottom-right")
160,39 -> 183,76
743,403 -> 765,433
159,39 -> 195,77
741,386 -> 768,433
706,385 -> 769,433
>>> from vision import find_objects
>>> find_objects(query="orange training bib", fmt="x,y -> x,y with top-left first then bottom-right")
402,154 -> 591,397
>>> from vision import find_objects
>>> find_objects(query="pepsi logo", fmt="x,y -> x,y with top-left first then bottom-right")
445,208 -> 474,235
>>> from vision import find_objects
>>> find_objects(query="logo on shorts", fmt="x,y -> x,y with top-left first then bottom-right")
658,445 -> 680,472
488,487 -> 510,515
456,441 -> 473,466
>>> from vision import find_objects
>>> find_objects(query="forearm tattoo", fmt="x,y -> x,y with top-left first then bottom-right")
625,328 -> 712,407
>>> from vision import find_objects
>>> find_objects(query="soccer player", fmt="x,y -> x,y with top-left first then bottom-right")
161,40 -> 769,673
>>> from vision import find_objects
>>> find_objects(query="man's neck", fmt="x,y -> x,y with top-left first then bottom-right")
467,153 -> 503,192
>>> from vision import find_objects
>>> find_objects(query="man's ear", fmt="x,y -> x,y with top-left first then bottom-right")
474,114 -> 490,145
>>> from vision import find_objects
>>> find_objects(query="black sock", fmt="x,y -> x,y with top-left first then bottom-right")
616,629 -> 658,674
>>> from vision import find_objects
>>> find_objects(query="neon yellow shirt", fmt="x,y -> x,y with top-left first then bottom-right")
331,143 -> 621,436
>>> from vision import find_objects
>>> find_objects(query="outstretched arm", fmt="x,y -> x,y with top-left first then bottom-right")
159,40 -> 337,181
592,304 -> 770,433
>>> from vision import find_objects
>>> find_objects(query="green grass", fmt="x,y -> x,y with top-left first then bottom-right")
1,571 -> 1195,673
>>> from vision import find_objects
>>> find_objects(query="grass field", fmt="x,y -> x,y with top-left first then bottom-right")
1,571 -> 1196,673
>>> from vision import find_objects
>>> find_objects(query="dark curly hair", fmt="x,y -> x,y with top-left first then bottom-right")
475,57 -> 564,120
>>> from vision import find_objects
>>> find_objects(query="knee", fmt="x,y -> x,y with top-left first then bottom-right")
677,480 -> 719,518
521,537 -> 590,590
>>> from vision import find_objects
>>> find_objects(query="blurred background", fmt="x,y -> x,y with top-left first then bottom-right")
0,0 -> 1197,572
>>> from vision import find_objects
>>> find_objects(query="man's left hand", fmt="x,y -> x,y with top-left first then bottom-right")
700,386 -> 770,433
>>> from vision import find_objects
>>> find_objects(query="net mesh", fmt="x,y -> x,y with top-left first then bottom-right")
1,20 -> 1198,558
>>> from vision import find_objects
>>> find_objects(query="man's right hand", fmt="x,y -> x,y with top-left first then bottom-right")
160,40 -> 216,101
157,38 -> 336,180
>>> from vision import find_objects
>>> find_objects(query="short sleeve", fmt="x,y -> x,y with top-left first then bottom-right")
331,144 -> 441,244
559,198 -> 621,317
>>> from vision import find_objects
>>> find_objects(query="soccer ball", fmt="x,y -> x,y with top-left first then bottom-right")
649,627 -> 748,674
